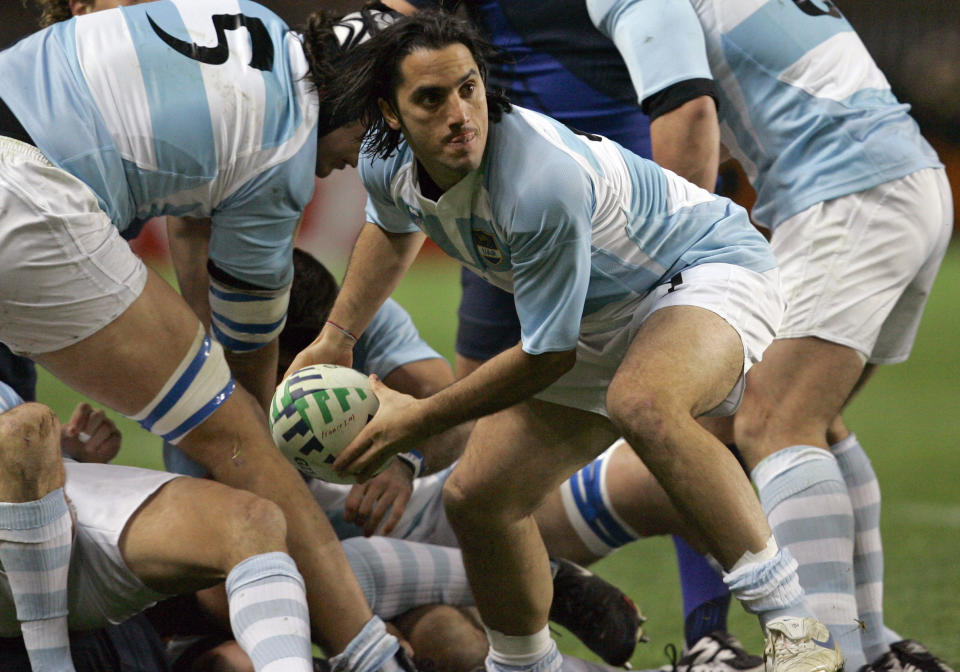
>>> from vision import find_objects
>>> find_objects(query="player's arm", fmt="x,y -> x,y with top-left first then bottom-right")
382,357 -> 472,473
648,92 -> 719,190
166,216 -> 212,328
337,343 -> 576,480
286,222 -> 427,377
167,215 -> 281,410
381,0 -> 419,15
589,0 -> 719,190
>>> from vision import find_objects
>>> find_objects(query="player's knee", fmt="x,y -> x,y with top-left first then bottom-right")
0,403 -> 64,490
222,490 -> 288,562
731,383 -> 784,456
442,473 -> 502,531
606,384 -> 675,456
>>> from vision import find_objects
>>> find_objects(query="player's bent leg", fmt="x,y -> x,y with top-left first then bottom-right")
606,305 -> 769,569
607,305 -> 841,672
538,439 -> 699,564
119,476 -> 313,672
734,338 -> 866,668
0,403 -> 76,672
735,337 -> 864,464
443,400 -> 617,672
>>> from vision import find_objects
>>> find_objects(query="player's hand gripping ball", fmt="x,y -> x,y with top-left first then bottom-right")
270,364 -> 382,484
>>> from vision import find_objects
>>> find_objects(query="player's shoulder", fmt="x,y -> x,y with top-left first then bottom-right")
487,108 -> 598,219
489,109 -> 595,188
359,145 -> 415,197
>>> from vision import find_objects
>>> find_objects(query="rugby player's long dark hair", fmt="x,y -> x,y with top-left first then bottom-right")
301,3 -> 400,137
25,0 -> 71,27
325,9 -> 512,160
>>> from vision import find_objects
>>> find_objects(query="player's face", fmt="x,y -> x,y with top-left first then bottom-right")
315,121 -> 366,178
380,43 -> 488,192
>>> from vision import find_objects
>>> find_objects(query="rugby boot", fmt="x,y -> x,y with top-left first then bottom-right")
890,640 -> 955,672
660,631 -> 764,672
549,558 -> 646,667
763,617 -> 843,672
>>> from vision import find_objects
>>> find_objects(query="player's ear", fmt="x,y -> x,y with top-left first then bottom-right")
378,98 -> 402,131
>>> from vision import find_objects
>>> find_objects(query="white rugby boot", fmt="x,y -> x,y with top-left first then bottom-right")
763,617 -> 844,672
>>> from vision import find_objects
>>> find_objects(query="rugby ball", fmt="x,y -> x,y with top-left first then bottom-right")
269,364 -> 380,484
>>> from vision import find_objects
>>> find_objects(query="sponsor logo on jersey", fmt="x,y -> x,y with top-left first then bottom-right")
472,229 -> 503,265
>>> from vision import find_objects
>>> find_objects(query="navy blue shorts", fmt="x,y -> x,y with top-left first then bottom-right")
455,268 -> 521,361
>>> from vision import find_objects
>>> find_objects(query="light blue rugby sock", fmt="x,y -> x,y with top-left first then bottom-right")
0,488 -> 76,672
329,615 -> 402,672
831,433 -> 887,662
342,536 -> 474,620
753,446 -> 865,669
226,552 -> 313,671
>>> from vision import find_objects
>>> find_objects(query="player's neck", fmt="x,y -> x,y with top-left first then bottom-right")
416,160 -> 445,201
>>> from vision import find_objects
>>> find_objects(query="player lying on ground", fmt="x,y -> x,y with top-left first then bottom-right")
0,382 -> 513,672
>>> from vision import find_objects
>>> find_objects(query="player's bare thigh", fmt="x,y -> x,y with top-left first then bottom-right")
36,268 -> 204,416
119,476 -> 287,595
609,305 -> 744,431
444,399 -> 618,518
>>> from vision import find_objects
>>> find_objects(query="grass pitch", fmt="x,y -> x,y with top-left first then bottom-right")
36,244 -> 960,668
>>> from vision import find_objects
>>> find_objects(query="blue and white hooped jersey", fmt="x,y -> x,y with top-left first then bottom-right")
361,105 -> 775,356
588,0 -> 942,230
0,0 -> 318,289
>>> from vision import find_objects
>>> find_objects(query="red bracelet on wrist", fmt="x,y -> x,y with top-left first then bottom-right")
326,320 -> 358,343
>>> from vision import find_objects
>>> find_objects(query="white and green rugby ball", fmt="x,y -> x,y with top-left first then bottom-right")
269,364 -> 380,484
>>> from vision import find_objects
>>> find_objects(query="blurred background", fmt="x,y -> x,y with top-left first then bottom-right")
1,1 -> 958,667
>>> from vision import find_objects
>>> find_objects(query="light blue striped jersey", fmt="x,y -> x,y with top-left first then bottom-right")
0,0 -> 319,289
589,0 -> 942,230
0,382 -> 24,413
361,105 -> 774,356
354,298 -> 444,378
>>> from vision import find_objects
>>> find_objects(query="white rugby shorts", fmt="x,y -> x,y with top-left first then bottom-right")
535,263 -> 784,418
772,167 -> 952,364
0,461 -> 179,636
0,137 -> 148,356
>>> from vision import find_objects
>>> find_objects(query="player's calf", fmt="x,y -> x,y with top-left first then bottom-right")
0,403 -> 76,672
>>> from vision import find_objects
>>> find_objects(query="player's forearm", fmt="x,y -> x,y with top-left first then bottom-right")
383,358 -> 470,472
330,222 -> 426,337
650,95 -> 720,192
416,344 -> 576,436
225,339 -> 280,411
167,216 -> 213,328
